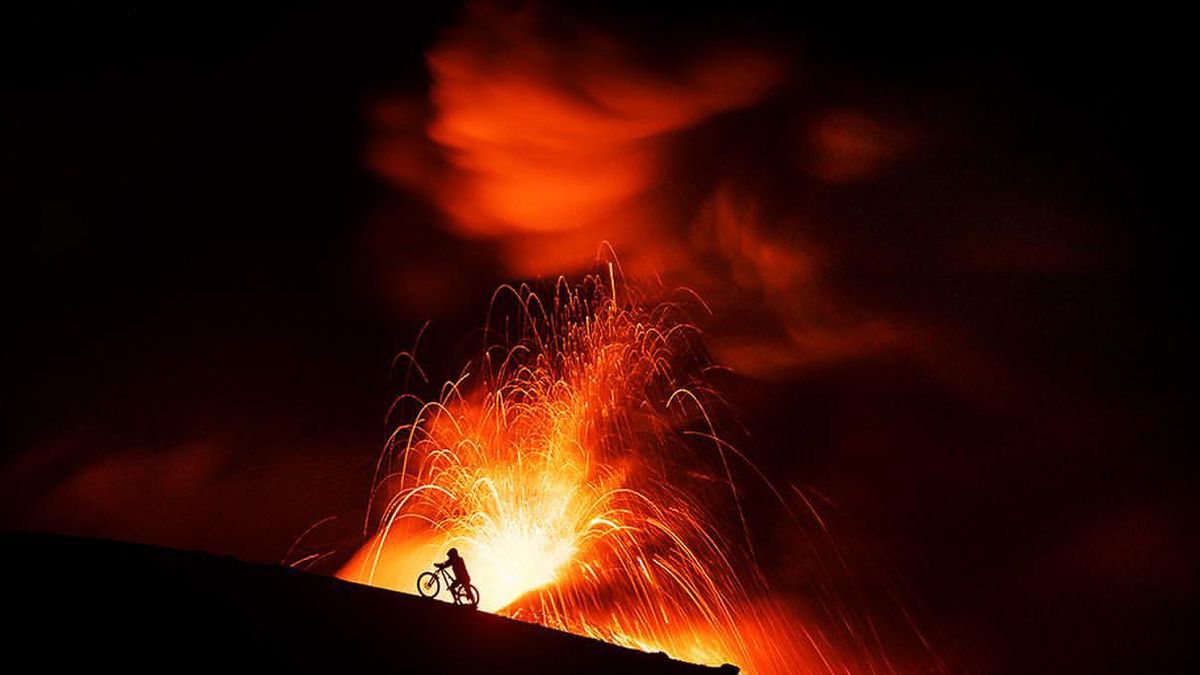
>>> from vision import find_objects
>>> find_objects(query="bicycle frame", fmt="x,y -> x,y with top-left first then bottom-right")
418,565 -> 478,607
434,566 -> 456,590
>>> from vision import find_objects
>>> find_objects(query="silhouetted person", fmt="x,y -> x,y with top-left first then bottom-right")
436,547 -> 471,599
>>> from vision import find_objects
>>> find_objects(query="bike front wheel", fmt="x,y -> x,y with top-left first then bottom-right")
417,571 -> 440,598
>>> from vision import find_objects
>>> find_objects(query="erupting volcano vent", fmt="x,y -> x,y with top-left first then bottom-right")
340,267 -> 842,672
336,6 -> 954,672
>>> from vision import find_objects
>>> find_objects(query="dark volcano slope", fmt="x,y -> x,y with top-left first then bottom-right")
2,532 -> 736,673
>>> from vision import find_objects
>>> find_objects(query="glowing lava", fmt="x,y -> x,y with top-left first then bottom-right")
339,268 -> 855,673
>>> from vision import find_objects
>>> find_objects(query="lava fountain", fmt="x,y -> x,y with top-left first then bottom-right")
341,266 -> 734,607
338,266 -> 846,672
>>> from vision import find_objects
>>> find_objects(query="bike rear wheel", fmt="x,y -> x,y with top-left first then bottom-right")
457,584 -> 479,608
417,571 -> 440,598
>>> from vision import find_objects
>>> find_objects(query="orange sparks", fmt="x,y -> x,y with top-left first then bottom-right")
339,268 -> 887,673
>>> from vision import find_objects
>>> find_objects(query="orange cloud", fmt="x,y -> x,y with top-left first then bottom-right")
369,2 -> 911,375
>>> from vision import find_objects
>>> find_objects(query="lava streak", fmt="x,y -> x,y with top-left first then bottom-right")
340,269 -> 828,672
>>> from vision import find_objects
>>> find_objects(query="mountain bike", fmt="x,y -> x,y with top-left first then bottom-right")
416,566 -> 480,607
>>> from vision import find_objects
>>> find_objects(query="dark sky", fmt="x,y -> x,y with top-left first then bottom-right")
2,4 -> 1191,674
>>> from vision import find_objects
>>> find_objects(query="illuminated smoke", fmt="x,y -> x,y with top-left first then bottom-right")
371,2 -> 782,275
369,1 -> 913,377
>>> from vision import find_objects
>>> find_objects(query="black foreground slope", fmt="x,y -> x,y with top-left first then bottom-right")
2,533 -> 736,674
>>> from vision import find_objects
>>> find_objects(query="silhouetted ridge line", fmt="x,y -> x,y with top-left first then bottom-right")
2,532 -> 737,674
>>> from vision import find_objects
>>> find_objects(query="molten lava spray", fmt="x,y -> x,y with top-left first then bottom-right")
339,267 -> 889,673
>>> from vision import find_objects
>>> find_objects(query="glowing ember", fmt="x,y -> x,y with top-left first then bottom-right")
339,266 -> 861,672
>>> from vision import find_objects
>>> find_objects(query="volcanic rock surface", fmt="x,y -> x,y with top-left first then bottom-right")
3,532 -> 735,673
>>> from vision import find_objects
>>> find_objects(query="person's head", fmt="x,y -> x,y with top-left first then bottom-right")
447,547 -> 459,559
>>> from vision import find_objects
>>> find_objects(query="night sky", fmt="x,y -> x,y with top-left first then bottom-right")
2,4 -> 1190,673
